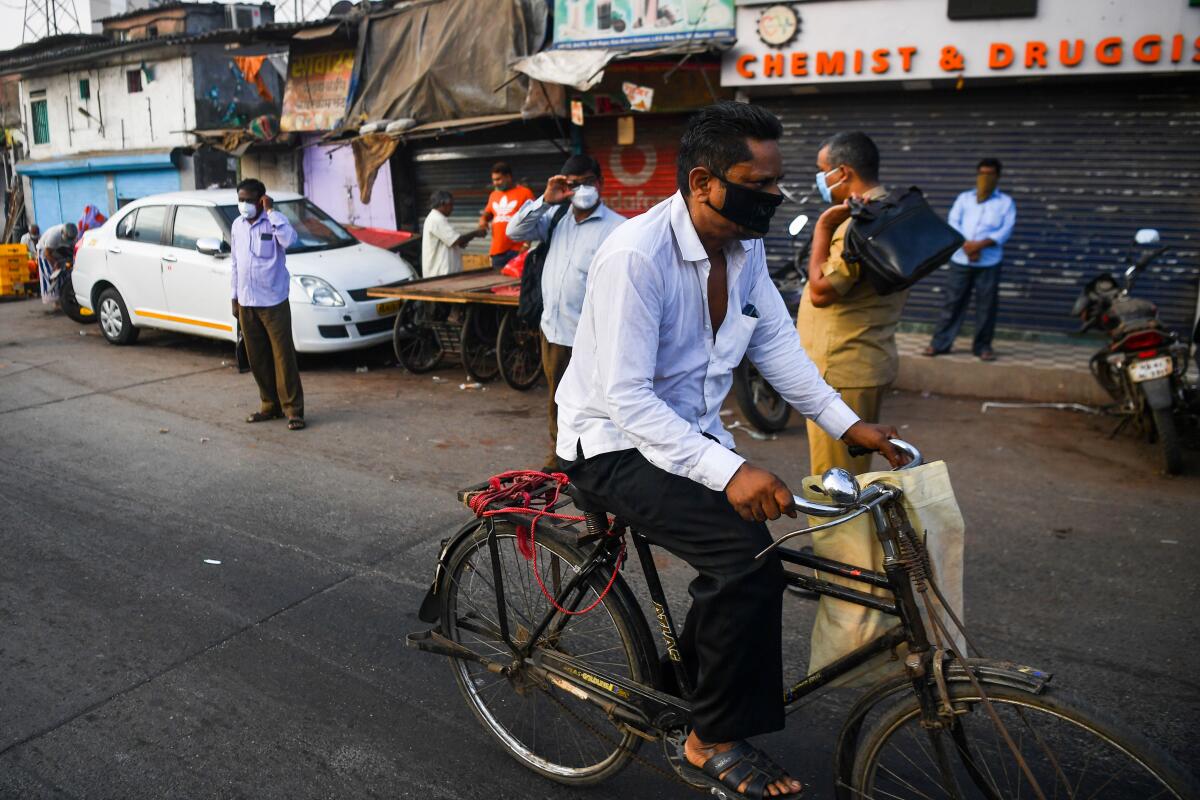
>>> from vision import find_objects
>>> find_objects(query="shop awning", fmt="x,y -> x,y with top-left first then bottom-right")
510,49 -> 618,92
345,225 -> 417,251
16,150 -> 175,176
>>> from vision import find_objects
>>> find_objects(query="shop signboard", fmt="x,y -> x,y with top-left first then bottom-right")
553,0 -> 735,50
281,49 -> 355,132
722,0 -> 1200,87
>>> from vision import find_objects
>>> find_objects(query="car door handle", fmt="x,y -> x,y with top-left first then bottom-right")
162,254 -> 178,263
107,246 -> 122,254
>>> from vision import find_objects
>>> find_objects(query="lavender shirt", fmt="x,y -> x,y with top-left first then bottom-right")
230,209 -> 299,306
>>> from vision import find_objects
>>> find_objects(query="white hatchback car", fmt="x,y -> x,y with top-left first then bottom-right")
72,190 -> 416,352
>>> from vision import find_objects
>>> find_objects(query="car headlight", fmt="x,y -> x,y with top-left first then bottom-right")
295,275 -> 345,307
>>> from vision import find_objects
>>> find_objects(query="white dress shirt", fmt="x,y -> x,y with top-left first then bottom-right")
421,208 -> 464,278
506,195 -> 625,346
556,192 -> 859,492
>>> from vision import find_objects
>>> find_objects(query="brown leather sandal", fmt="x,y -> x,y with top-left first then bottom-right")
246,410 -> 283,423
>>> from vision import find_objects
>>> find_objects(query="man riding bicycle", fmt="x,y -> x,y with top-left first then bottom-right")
557,102 -> 907,799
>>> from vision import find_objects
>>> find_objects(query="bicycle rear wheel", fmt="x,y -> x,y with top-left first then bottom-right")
851,682 -> 1196,799
440,520 -> 656,786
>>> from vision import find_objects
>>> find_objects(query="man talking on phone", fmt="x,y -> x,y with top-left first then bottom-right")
230,178 -> 305,430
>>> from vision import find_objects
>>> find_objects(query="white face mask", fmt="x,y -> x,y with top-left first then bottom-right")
571,184 -> 600,211
238,201 -> 258,220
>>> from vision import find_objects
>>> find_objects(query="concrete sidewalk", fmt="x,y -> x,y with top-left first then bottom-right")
893,331 -> 1112,404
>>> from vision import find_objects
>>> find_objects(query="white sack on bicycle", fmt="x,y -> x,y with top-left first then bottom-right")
801,460 -> 965,687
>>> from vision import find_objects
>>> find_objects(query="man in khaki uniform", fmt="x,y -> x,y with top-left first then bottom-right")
798,132 -> 906,475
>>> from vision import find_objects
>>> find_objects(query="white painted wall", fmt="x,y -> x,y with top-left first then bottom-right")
20,54 -> 196,160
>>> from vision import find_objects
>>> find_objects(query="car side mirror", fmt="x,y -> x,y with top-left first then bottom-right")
1134,228 -> 1160,245
196,237 -> 227,256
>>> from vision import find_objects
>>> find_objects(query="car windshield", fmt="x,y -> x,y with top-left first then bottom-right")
217,199 -> 356,253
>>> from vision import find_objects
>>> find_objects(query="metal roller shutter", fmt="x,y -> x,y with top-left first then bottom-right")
760,78 -> 1200,335
584,114 -> 687,219
29,173 -> 109,228
114,169 -> 180,207
412,140 -> 566,259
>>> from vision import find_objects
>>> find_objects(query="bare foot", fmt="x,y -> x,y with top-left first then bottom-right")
685,731 -> 803,797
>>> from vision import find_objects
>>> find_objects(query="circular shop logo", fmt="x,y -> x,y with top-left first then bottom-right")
756,4 -> 800,49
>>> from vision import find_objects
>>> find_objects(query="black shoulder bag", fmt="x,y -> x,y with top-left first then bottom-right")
843,186 -> 965,296
517,202 -> 571,326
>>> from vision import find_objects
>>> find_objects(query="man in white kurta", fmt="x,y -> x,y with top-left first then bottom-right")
421,191 -> 483,278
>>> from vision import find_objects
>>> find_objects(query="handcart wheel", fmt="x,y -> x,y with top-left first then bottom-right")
496,310 -> 543,391
460,305 -> 501,383
393,300 -> 443,373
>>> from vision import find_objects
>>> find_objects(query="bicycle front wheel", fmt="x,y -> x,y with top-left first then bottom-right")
851,682 -> 1196,799
440,521 -> 657,786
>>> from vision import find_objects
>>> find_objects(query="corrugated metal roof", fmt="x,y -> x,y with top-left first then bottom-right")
0,18 -> 346,75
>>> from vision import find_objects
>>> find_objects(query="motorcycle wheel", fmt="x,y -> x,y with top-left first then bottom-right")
1151,407 -> 1183,475
732,359 -> 791,433
59,271 -> 95,324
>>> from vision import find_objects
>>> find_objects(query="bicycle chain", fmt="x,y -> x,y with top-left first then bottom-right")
537,679 -> 702,791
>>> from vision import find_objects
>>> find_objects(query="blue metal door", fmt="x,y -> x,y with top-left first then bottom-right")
29,174 -> 108,228
114,170 -> 180,207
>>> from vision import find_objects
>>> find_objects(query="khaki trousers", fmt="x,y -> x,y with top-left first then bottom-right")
540,333 -> 572,469
805,385 -> 885,476
239,301 -> 304,419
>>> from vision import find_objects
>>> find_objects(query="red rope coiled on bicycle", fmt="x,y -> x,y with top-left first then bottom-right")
466,470 -> 624,616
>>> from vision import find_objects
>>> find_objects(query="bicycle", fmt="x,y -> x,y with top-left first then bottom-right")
408,440 -> 1196,798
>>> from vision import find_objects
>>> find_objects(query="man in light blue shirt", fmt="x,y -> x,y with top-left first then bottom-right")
229,178 -> 304,429
925,158 -> 1016,361
507,154 -> 624,468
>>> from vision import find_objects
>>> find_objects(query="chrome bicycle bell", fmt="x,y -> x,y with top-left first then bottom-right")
820,468 -> 861,507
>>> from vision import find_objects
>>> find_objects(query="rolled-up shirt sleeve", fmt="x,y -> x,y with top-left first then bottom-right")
591,249 -> 746,491
745,262 -> 859,440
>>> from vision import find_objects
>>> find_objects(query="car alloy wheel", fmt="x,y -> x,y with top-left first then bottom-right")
100,295 -> 124,341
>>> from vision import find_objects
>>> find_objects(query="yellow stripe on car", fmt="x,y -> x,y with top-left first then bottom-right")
134,309 -> 233,332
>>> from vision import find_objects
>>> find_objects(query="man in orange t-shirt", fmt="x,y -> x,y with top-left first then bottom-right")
479,161 -> 535,270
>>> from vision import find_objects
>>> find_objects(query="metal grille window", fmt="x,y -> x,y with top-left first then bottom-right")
30,99 -> 49,145
79,79 -> 90,100
126,69 -> 142,93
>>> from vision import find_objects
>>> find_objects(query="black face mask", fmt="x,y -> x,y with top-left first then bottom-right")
705,174 -> 784,236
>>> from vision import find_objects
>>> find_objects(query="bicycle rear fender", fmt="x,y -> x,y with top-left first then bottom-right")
417,512 -> 606,624
417,517 -> 489,624
832,657 -> 1052,800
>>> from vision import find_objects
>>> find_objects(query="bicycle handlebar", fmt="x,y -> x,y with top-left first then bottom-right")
788,439 -> 922,519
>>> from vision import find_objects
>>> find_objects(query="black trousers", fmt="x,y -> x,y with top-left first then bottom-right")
563,447 -> 786,742
929,263 -> 1001,355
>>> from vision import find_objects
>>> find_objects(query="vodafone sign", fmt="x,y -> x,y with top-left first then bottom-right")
722,0 -> 1200,87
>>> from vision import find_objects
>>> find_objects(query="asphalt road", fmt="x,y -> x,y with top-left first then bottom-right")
1,299 -> 1197,799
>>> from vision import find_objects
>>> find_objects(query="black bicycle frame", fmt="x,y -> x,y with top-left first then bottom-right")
475,497 -> 934,734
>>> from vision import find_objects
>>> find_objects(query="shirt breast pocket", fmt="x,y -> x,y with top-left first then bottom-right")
717,311 -> 759,370
252,232 -> 276,260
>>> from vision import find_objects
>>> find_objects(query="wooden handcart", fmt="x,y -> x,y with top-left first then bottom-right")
367,271 -> 543,391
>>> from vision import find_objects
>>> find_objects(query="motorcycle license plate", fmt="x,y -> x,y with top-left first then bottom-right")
1128,356 -> 1172,383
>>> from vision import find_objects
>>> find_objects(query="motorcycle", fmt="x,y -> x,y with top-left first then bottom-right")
1071,228 -> 1194,474
732,213 -> 809,432
50,244 -> 93,324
